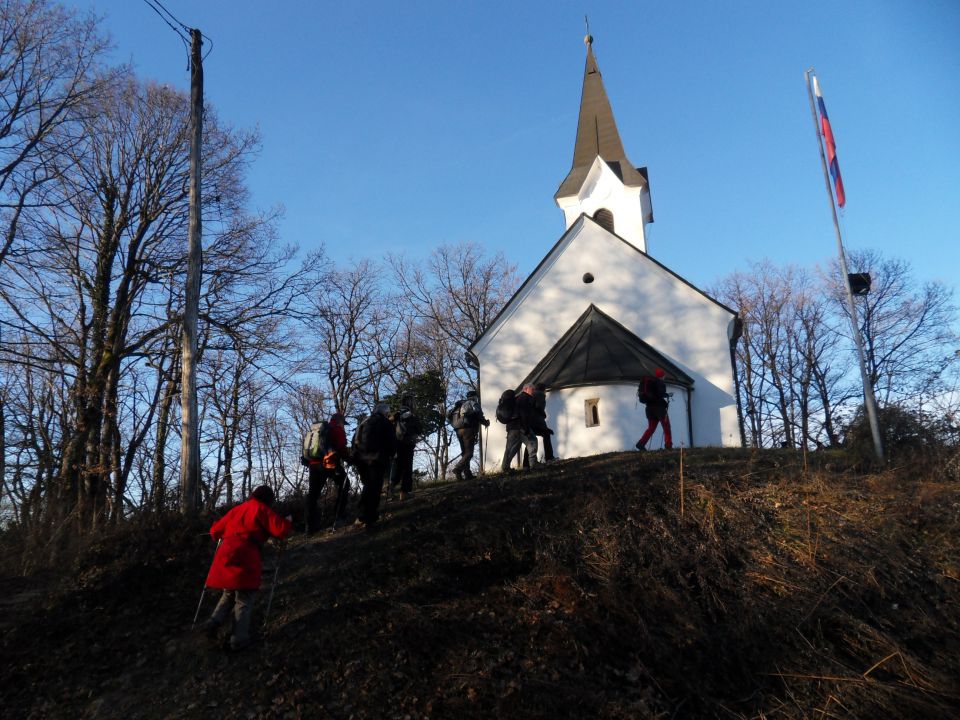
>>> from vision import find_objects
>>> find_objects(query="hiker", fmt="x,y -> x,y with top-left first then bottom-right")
636,368 -> 673,450
389,396 -> 421,501
202,485 -> 293,651
302,413 -> 350,532
351,403 -> 397,528
523,382 -> 555,466
448,390 -> 490,480
498,386 -> 539,472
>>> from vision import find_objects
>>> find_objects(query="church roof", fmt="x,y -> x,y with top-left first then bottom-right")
521,303 -> 694,390
555,37 -> 649,200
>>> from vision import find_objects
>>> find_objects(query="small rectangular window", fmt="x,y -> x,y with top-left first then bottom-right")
584,398 -> 600,427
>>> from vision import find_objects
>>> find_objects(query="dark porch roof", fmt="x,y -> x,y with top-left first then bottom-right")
521,304 -> 694,390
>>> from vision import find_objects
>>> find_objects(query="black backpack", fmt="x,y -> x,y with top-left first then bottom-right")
395,408 -> 420,444
352,413 -> 396,459
302,421 -> 330,461
352,416 -> 376,455
495,390 -> 516,424
637,376 -> 656,404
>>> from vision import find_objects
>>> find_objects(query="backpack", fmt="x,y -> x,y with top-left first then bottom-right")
446,400 -> 465,430
302,421 -> 330,461
637,376 -> 657,404
495,390 -> 516,424
352,416 -> 375,456
352,412 -> 396,459
395,408 -> 421,444
448,397 -> 481,430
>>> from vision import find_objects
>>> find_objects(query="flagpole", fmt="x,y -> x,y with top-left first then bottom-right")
805,69 -> 884,462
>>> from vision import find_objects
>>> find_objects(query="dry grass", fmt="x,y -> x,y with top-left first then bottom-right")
1,447 -> 958,719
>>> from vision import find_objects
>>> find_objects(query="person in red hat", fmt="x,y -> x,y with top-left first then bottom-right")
201,485 -> 292,650
636,368 -> 673,450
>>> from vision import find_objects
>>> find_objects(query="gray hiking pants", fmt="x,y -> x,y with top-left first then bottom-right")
501,429 -> 538,471
210,589 -> 257,646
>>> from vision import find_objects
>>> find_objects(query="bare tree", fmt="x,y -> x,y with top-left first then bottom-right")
716,251 -> 958,450
306,258 -> 401,422
0,0 -> 114,267
389,242 -> 518,392
714,262 -> 796,447
0,76 -> 275,529
387,242 -> 518,475
827,249 -> 958,407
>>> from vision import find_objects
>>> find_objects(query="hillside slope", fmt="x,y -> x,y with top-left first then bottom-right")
2,449 -> 959,719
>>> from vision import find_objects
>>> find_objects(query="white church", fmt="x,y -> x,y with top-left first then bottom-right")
468,36 -> 744,470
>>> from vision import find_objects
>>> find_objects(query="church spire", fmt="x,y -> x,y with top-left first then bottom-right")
555,34 -> 648,201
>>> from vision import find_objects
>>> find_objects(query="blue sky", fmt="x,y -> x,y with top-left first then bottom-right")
64,0 -> 960,293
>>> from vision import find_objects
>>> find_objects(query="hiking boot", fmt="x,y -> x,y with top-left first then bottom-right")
200,619 -> 220,639
635,441 -> 646,451
228,637 -> 253,652
453,468 -> 464,481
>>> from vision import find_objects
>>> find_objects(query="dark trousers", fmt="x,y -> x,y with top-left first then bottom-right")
305,462 -> 349,531
357,459 -> 388,525
502,429 -> 538,471
523,427 -> 554,466
390,442 -> 416,493
639,404 -> 672,448
453,426 -> 479,478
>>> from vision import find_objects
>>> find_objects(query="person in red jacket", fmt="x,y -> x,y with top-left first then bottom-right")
202,485 -> 292,650
636,368 -> 673,450
303,413 -> 350,532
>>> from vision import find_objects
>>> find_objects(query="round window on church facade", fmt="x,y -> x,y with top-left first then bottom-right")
582,272 -> 594,284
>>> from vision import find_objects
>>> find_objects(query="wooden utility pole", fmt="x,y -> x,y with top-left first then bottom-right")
180,28 -> 203,513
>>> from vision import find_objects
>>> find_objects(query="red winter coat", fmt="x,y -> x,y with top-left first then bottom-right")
205,498 -> 292,590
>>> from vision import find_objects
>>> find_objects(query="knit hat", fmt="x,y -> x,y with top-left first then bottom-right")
252,485 -> 275,505
655,368 -> 666,378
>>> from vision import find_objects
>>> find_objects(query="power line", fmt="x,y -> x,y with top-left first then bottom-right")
141,0 -> 214,65
141,0 -> 190,61
144,0 -> 191,36
201,33 -> 214,62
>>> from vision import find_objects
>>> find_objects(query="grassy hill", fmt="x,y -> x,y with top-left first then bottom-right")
2,448 -> 959,719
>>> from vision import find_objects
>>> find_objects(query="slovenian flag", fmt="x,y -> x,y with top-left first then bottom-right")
813,76 -> 845,208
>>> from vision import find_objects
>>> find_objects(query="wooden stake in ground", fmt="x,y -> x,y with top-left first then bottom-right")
679,445 -> 685,518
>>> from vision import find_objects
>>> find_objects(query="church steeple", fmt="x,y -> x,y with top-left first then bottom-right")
555,35 -> 653,252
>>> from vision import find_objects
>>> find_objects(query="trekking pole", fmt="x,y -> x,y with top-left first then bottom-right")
481,427 -> 488,473
192,538 -> 221,626
262,544 -> 285,628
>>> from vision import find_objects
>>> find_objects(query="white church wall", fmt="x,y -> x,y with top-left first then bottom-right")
481,382 -> 692,470
547,383 -> 690,458
475,217 -> 740,471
